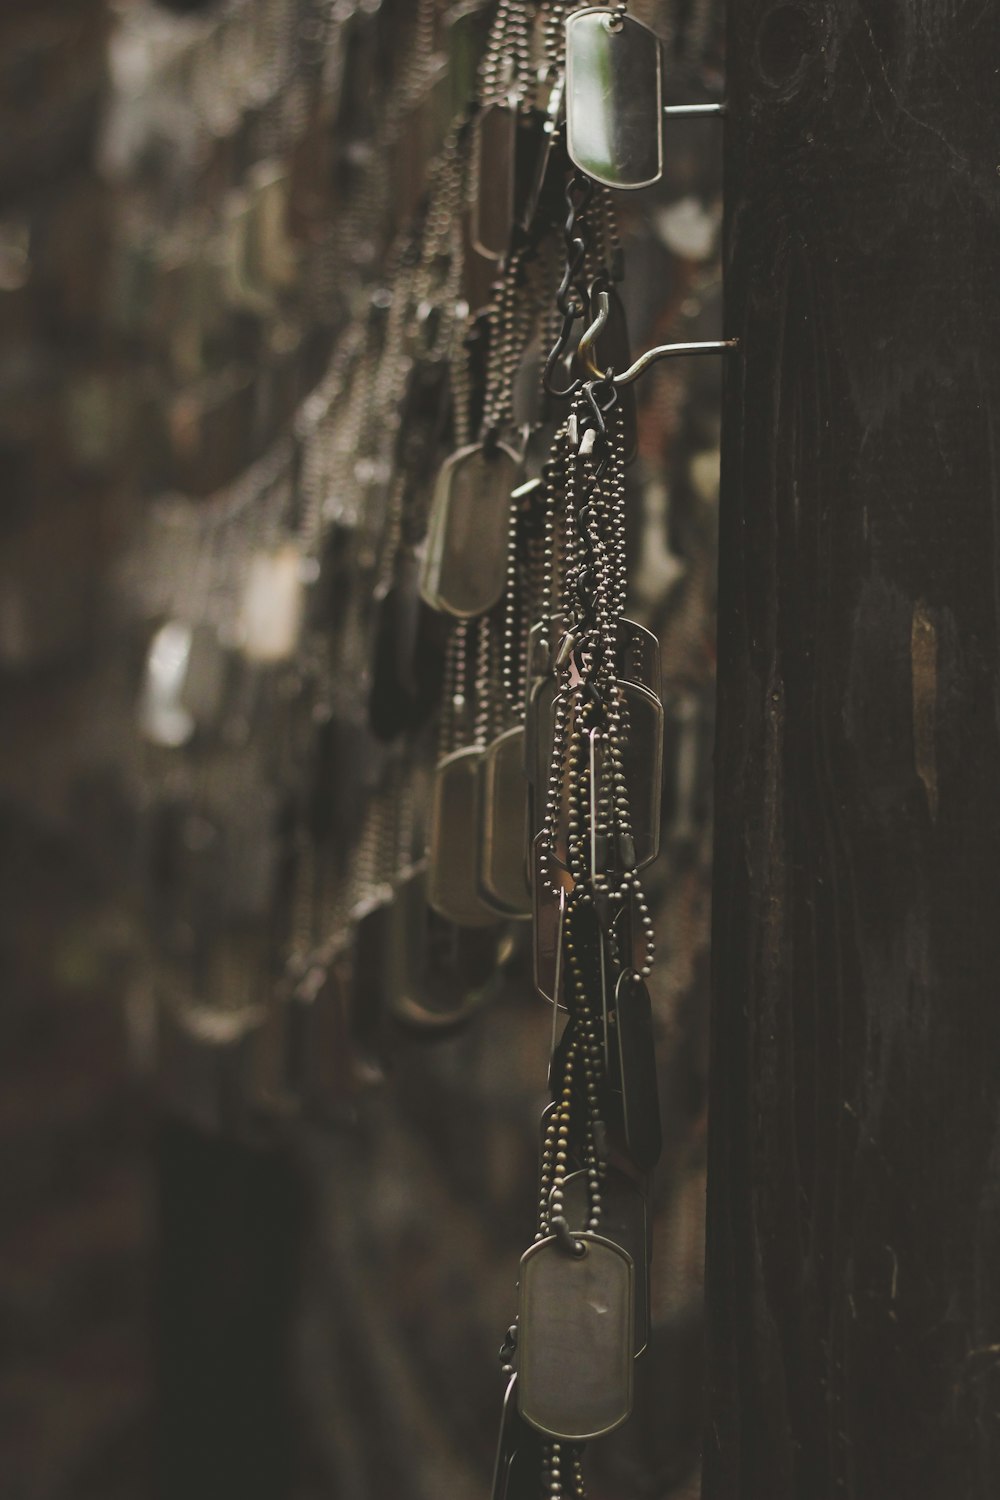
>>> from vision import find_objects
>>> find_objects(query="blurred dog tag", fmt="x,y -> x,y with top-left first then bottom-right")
517,1232 -> 634,1439
420,443 -> 519,618
480,726 -> 532,916
428,747 -> 499,926
472,101 -> 517,260
614,970 -> 662,1170
566,9 -> 663,190
139,622 -> 197,747
240,544 -> 305,662
564,1168 -> 650,1354
387,866 -> 508,1030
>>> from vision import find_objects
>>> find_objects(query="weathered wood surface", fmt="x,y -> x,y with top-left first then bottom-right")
705,2 -> 1000,1497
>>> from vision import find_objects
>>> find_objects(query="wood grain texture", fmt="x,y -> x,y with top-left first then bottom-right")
704,2 -> 1000,1497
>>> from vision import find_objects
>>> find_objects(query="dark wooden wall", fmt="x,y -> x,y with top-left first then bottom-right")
705,2 -> 1000,1497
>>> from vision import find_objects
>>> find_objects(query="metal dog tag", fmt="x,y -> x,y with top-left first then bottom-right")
614,970 -> 662,1170
138,621 -> 198,747
427,747 -> 500,926
617,618 -> 661,699
620,680 -> 664,870
472,101 -> 517,261
566,9 -> 663,189
517,1232 -> 635,1439
532,834 -> 574,1005
386,865 -> 507,1030
491,1376 -> 543,1500
480,726 -> 532,916
563,1168 -> 650,1354
240,544 -> 305,663
420,443 -> 519,618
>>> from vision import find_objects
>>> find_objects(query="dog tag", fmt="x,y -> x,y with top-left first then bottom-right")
480,726 -> 532,916
427,747 -> 500,926
532,834 -> 574,1005
240,544 -> 305,663
472,101 -> 517,261
420,443 -> 519,618
614,971 -> 662,1170
462,209 -> 500,314
620,680 -> 664,870
565,9 -> 663,190
139,622 -> 197,747
563,1168 -> 650,1354
447,2 -> 493,119
386,866 -> 508,1031
517,1233 -> 634,1439
617,618 -> 661,699
491,1376 -> 544,1500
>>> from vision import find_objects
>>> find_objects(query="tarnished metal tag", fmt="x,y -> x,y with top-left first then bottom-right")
563,1167 -> 650,1354
480,726 -> 532,916
617,617 -> 661,699
532,833 -> 574,1004
427,747 -> 500,926
517,1232 -> 635,1440
619,680 -> 664,870
565,9 -> 663,190
472,100 -> 517,261
420,442 -> 519,618
386,865 -> 508,1030
491,1376 -> 543,1500
613,970 -> 662,1170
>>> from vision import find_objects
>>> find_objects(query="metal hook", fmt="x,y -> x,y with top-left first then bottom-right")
577,289 -> 738,386
577,289 -> 612,382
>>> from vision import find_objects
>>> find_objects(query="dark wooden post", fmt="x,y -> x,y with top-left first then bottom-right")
704,3 -> 1000,1497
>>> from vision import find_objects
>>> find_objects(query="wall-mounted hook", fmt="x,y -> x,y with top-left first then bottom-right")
578,290 -> 738,387
664,103 -> 727,118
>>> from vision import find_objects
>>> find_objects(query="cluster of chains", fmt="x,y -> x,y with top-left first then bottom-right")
117,0 -> 726,1492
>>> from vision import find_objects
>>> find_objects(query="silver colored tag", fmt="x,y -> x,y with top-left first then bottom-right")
617,617 -> 661,700
491,1375 -> 543,1500
532,833 -> 573,1005
386,865 -> 509,1030
517,1232 -> 635,1440
620,680 -> 664,870
565,9 -> 663,190
614,970 -> 662,1170
472,100 -> 517,261
427,747 -> 500,926
420,443 -> 520,618
563,1168 -> 650,1354
138,621 -> 198,747
480,726 -> 532,917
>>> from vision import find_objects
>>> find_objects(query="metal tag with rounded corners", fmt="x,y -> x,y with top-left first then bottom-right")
563,1167 -> 650,1354
480,726 -> 533,916
565,9 -> 663,190
516,1231 -> 635,1440
619,679 -> 664,870
472,100 -> 517,260
419,442 -> 520,618
617,617 -> 661,699
427,747 -> 501,927
613,969 -> 662,1170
